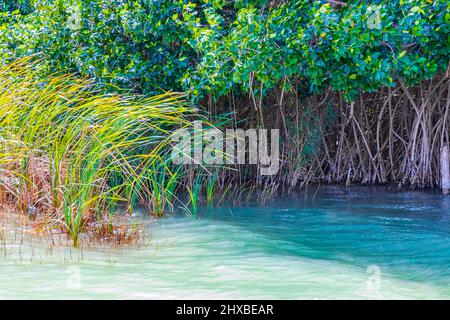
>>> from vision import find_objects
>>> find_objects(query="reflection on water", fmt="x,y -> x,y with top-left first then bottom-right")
1,186 -> 450,299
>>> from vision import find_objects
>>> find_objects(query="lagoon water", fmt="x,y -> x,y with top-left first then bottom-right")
1,186 -> 450,299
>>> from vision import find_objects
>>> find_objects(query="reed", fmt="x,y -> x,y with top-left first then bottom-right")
0,58 -> 198,246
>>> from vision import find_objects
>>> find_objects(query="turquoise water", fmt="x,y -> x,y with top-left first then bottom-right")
1,186 -> 450,299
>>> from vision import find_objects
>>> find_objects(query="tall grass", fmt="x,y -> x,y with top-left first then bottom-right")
0,58 -> 197,246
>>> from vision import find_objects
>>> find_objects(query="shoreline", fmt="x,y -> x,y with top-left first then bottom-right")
1,184 -> 448,248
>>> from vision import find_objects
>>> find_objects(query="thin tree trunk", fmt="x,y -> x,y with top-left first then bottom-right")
441,145 -> 450,195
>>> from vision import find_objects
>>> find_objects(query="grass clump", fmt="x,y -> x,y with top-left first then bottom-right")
0,58 -> 197,246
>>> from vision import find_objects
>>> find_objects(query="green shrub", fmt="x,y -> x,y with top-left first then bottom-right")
0,0 -> 34,14
1,0 -> 448,101
1,0 -> 195,94
182,0 -> 449,100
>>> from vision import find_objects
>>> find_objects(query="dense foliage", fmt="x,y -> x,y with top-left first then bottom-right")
0,0 -> 193,93
184,0 -> 449,100
0,0 -> 448,99
0,0 -> 34,14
